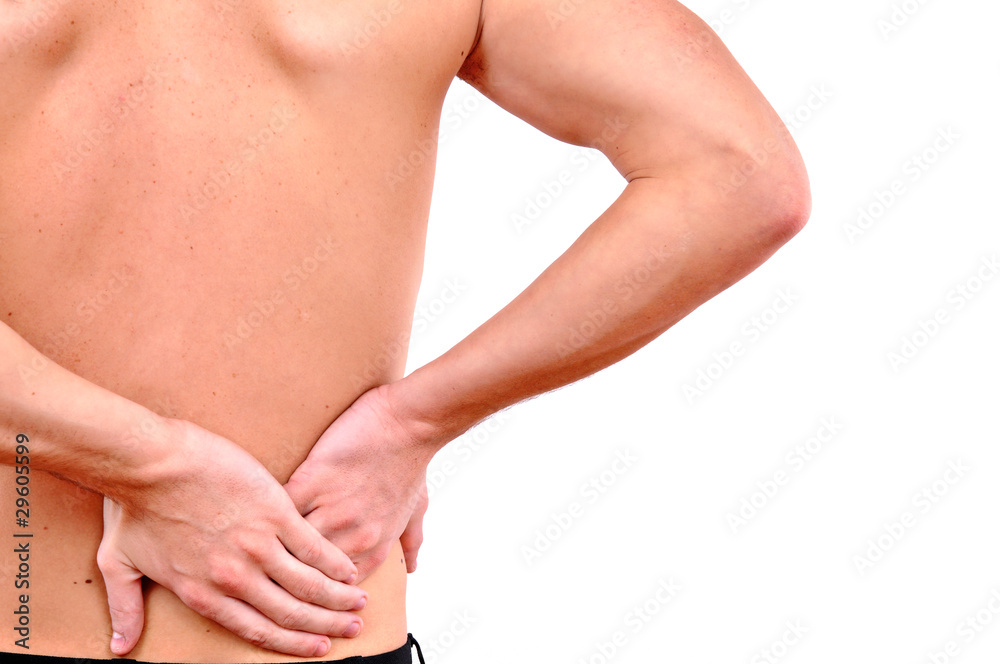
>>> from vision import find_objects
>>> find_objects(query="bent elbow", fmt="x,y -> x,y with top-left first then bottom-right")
706,124 -> 812,248
741,144 -> 812,249
769,168 -> 812,245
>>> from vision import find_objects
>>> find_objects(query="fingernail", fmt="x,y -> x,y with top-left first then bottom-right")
354,594 -> 367,610
111,632 -> 125,653
346,573 -> 357,584
345,620 -> 361,638
314,639 -> 330,657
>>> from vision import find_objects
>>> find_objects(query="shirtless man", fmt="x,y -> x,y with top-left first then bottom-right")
0,0 -> 810,661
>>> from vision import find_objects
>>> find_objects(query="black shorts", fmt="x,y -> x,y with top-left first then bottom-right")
0,633 -> 425,664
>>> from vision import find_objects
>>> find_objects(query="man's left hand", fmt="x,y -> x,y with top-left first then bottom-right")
284,386 -> 433,581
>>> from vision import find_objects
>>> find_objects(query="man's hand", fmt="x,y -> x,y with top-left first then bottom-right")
97,418 -> 368,658
284,386 -> 434,581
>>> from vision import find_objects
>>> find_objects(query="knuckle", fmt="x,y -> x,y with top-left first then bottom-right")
234,529 -> 268,563
353,526 -> 381,553
95,548 -> 115,574
277,606 -> 311,630
329,618 -> 351,636
182,588 -> 214,618
242,543 -> 266,565
208,560 -> 243,592
375,543 -> 393,566
239,625 -> 272,649
107,603 -> 135,623
297,536 -> 323,566
294,575 -> 327,603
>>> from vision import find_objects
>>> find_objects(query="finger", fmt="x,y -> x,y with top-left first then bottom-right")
263,543 -> 368,612
277,510 -> 358,583
400,514 -> 424,574
96,544 -> 146,656
353,542 -> 394,583
402,483 -> 428,573
182,592 -> 358,657
217,569 -> 364,641
282,471 -> 312,515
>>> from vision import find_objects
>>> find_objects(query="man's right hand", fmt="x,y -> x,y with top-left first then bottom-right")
96,417 -> 368,658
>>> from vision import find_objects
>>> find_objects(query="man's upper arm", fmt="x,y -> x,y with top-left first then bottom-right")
458,0 -> 790,181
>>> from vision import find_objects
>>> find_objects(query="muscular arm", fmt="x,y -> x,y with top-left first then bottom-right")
285,0 -> 809,577
394,0 -> 810,438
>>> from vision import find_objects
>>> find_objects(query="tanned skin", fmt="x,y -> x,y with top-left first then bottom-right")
0,0 -> 808,660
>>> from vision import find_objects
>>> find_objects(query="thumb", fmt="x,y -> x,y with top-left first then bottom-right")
283,469 -> 314,515
100,553 -> 146,656
98,498 -> 146,656
400,486 -> 428,573
400,520 -> 422,573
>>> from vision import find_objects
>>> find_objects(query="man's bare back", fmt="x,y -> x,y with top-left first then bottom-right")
1,0 -> 811,660
1,0 -> 481,659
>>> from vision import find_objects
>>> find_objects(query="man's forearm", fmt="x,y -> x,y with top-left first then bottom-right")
0,321 -> 171,499
390,166 -> 808,446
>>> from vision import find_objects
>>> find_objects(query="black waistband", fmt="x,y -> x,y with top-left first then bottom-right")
0,633 -> 425,664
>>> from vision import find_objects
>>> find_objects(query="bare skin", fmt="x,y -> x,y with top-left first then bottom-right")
1,0 -> 809,661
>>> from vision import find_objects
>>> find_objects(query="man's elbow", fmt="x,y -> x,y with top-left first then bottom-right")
770,156 -> 812,243
724,137 -> 812,250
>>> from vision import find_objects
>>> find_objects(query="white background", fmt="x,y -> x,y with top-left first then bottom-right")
405,1 -> 1000,663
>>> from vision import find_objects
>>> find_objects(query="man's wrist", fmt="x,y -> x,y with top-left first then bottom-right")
97,410 -> 181,499
379,365 -> 495,455
59,402 -> 178,502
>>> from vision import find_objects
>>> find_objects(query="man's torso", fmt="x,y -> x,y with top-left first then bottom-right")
0,0 -> 480,659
